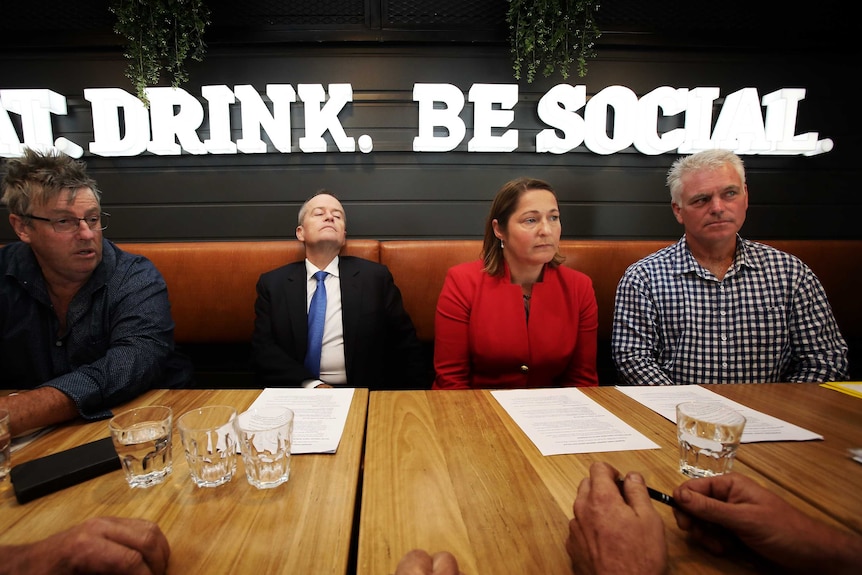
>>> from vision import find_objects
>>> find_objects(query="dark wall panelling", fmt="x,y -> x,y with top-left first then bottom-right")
1,4 -> 859,243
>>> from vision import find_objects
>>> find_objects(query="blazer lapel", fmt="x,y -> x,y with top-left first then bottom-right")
286,264 -> 310,352
339,258 -> 362,376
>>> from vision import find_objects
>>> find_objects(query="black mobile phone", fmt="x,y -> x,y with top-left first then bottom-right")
10,436 -> 121,504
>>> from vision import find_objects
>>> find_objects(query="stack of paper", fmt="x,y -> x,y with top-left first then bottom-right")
491,388 -> 660,456
245,388 -> 355,454
616,385 -> 823,443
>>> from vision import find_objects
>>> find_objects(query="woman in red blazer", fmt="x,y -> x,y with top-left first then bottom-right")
433,177 -> 598,389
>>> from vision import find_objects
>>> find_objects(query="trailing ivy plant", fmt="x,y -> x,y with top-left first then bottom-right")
110,0 -> 211,106
507,0 -> 601,83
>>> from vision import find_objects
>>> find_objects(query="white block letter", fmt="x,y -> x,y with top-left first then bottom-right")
761,88 -> 818,154
633,86 -> 688,155
201,85 -> 237,154
468,84 -> 518,152
678,87 -> 720,153
536,84 -> 586,154
412,83 -> 466,152
712,87 -> 770,153
146,87 -> 207,155
85,88 -> 150,157
235,84 -> 296,154
0,98 -> 23,157
0,89 -> 67,156
298,84 -> 354,153
584,85 -> 638,155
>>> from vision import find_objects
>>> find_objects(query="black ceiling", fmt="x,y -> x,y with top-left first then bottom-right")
0,0 -> 852,49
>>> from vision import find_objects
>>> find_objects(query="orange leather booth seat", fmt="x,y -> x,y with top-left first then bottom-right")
119,240 -> 379,344
381,239 -> 861,346
380,240 -> 676,344
113,238 -> 860,384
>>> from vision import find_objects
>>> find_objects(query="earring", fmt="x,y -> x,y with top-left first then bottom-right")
500,239 -> 505,249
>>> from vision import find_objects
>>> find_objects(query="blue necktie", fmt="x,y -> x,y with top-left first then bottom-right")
304,270 -> 328,378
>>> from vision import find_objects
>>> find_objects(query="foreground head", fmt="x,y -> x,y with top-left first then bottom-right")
296,191 -> 347,250
482,177 -> 564,276
2,148 -> 105,284
667,150 -> 748,249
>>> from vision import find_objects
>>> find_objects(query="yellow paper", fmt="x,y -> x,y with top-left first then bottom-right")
820,381 -> 862,400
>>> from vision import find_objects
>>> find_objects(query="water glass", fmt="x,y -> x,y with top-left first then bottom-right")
177,405 -> 238,488
234,406 -> 293,489
676,401 -> 746,478
108,405 -> 173,488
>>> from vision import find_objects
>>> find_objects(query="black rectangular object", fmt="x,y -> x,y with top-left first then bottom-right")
10,436 -> 121,504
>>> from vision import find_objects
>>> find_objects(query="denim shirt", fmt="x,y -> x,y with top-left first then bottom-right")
1,239 -> 191,420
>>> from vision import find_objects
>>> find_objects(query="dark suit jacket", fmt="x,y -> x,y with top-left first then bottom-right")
252,256 -> 429,389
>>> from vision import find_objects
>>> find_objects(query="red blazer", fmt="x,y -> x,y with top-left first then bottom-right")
433,260 -> 598,389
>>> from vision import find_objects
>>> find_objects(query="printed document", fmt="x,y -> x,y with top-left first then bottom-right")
491,388 -> 660,456
616,385 -> 822,443
246,388 -> 355,454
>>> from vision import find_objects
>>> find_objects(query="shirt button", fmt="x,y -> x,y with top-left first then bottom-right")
520,365 -> 529,372
55,340 -> 63,347
721,335 -> 727,342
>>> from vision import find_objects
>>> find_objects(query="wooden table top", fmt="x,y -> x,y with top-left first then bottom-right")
0,388 -> 369,575
4,384 -> 858,574
705,383 -> 862,534
357,385 -> 861,575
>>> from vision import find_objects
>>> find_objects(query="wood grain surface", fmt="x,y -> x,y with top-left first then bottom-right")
4,384 -> 858,574
705,383 -> 862,534
358,386 -> 860,574
0,388 -> 368,575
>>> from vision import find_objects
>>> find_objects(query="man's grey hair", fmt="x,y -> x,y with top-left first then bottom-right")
297,189 -> 345,226
666,149 -> 746,204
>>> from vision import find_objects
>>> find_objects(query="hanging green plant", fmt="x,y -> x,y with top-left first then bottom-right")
507,0 -> 601,83
110,0 -> 211,107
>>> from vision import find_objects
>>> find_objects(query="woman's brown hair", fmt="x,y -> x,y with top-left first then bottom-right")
481,177 -> 565,276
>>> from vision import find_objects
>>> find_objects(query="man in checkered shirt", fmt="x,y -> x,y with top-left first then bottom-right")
611,149 -> 848,385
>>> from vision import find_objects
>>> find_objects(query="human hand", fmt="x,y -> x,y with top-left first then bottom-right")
566,462 -> 667,575
394,549 -> 462,575
673,472 -> 862,572
0,387 -> 78,437
0,517 -> 170,575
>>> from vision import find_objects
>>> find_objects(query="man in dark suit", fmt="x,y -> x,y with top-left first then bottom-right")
252,191 -> 428,389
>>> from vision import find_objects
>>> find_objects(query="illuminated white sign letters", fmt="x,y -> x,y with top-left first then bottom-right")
0,83 -> 833,158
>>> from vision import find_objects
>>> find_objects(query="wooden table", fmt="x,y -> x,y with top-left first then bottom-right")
0,388 -> 368,575
706,383 -> 862,534
357,385 -> 860,574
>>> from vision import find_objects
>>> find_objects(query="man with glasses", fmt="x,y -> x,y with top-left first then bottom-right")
0,148 -> 191,436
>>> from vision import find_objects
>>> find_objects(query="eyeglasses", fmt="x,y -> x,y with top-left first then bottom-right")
25,212 -> 110,233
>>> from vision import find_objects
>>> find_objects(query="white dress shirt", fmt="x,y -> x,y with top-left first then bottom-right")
303,257 -> 347,387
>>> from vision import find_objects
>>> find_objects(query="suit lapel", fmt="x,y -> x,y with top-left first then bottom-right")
286,264 -> 310,350
339,258 -> 361,375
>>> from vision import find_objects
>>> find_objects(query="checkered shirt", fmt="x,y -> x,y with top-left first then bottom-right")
612,236 -> 849,385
